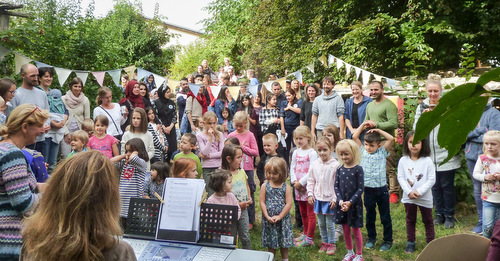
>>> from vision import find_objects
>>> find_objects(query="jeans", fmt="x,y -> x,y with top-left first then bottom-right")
180,113 -> 191,135
245,170 -> 256,224
482,201 -> 500,239
43,137 -> 60,174
467,159 -> 483,225
404,203 -> 434,243
364,186 -> 393,243
317,213 -> 335,244
237,209 -> 251,249
432,169 -> 457,217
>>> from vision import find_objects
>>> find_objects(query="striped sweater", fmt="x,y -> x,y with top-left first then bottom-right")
117,155 -> 147,217
0,142 -> 40,259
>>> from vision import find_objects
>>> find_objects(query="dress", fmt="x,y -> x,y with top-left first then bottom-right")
261,182 -> 293,248
334,165 -> 364,228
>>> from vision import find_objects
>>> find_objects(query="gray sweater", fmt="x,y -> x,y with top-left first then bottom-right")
311,90 -> 345,130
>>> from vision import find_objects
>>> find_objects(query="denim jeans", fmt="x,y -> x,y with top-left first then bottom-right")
482,201 -> 500,239
317,213 -> 335,244
467,159 -> 483,224
180,113 -> 191,135
42,137 -> 60,174
432,169 -> 457,217
364,186 -> 393,243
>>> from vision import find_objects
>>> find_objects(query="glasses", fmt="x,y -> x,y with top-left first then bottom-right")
8,90 -> 16,95
21,105 -> 42,123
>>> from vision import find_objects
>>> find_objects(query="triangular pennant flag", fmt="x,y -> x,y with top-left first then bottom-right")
0,45 -> 10,61
336,58 -> 344,70
54,67 -> 72,87
319,54 -> 327,67
136,68 -> 150,82
167,78 -> 180,89
328,54 -> 335,66
123,65 -> 136,80
353,67 -> 361,79
188,83 -> 201,95
152,73 -> 166,88
107,69 -> 122,87
263,81 -> 273,92
228,86 -> 240,100
277,77 -> 287,91
293,70 -> 303,83
345,64 -> 352,76
374,74 -> 382,82
306,63 -> 314,74
386,78 -> 397,87
362,70 -> 371,86
35,61 -> 52,68
210,85 -> 221,98
92,71 -> 106,87
75,71 -> 89,86
14,53 -> 33,74
247,84 -> 258,97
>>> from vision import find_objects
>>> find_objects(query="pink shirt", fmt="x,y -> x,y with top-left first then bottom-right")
196,131 -> 225,168
88,134 -> 118,159
227,131 -> 258,170
207,192 -> 241,219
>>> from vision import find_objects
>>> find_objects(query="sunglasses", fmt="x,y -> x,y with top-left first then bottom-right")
21,105 -> 42,123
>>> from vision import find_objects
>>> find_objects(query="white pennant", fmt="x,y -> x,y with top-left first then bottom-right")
293,70 -> 303,83
328,54 -> 335,66
362,70 -> 371,86
152,73 -> 166,87
92,71 -> 106,87
54,67 -> 72,87
386,78 -> 397,87
107,69 -> 122,87
136,68 -> 150,82
336,58 -> 344,70
374,74 -> 382,81
306,63 -> 314,74
35,61 -> 52,68
75,71 -> 89,86
353,67 -> 361,79
263,81 -> 273,92
14,53 -> 33,74
210,85 -> 221,98
345,64 -> 352,76
248,84 -> 258,97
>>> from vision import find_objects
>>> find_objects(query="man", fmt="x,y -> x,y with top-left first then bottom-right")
310,76 -> 345,141
11,63 -> 50,152
247,69 -> 259,85
184,86 -> 206,134
271,82 -> 286,109
176,78 -> 189,127
363,80 -> 399,203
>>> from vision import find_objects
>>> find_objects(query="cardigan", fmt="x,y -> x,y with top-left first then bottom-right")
62,94 -> 91,130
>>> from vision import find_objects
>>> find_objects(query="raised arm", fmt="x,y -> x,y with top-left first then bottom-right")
352,122 -> 366,147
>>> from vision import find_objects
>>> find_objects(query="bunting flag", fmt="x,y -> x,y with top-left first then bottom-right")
248,84 -> 258,97
263,81 -> 273,92
277,77 -> 287,91
228,86 -> 240,99
386,78 -> 397,87
167,78 -> 180,89
75,71 -> 89,86
188,83 -> 201,95
152,73 -> 166,87
374,74 -> 383,82
345,63 -> 352,76
54,67 -> 72,87
336,58 -> 344,70
136,68 -> 149,82
0,45 -> 10,61
328,54 -> 335,66
210,85 -> 221,98
293,70 -> 303,83
92,71 -> 106,87
362,70 -> 371,86
107,69 -> 122,87
319,54 -> 328,67
306,63 -> 314,74
353,66 -> 361,79
123,65 -> 136,80
35,61 -> 52,68
14,53 -> 32,74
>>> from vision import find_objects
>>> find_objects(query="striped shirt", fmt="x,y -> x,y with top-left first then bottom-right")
117,155 -> 147,217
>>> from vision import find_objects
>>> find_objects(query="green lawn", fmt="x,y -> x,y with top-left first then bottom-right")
244,184 -> 479,261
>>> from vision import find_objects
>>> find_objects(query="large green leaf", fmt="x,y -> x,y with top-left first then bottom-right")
477,67 -> 500,86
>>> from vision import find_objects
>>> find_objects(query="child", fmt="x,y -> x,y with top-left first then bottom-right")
221,107 -> 234,134
121,107 -> 155,169
45,89 -> 67,173
81,118 -> 94,138
225,136 -> 240,146
335,139 -> 364,261
216,124 -> 227,139
111,138 -> 148,224
473,130 -> 500,239
260,157 -> 293,261
144,162 -> 170,198
322,124 -> 341,160
171,157 -> 198,178
145,106 -> 168,163
192,118 -> 202,135
397,130 -> 435,253
307,137 -> 339,255
0,96 -> 6,125
221,144 -> 252,249
256,133 -> 283,186
207,169 -> 241,219
88,115 -> 119,159
227,111 -> 259,228
197,111 -> 225,196
173,133 -> 202,177
353,123 -> 394,251
290,126 -> 318,248
66,130 -> 88,158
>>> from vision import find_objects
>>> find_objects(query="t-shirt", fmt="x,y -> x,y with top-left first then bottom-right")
231,169 -> 249,202
173,152 -> 202,176
88,135 -> 118,159
11,87 -> 50,142
207,192 -> 241,219
143,180 -> 164,198
227,131 -> 258,170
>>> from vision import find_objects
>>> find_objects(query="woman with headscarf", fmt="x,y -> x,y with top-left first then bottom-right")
119,80 -> 146,132
154,85 -> 177,160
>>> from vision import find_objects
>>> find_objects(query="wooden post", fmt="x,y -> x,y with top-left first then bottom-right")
0,14 -> 8,30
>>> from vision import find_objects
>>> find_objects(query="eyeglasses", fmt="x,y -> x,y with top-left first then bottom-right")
21,105 -> 42,123
8,90 -> 16,95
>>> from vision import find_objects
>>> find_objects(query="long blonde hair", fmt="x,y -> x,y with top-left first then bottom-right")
202,111 -> 221,142
22,151 -> 122,261
0,104 -> 49,139
293,125 -> 314,148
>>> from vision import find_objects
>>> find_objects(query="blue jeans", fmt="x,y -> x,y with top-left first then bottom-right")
482,201 -> 500,239
180,113 -> 191,135
432,169 -> 457,217
467,159 -> 483,225
364,186 -> 393,243
317,213 -> 335,244
43,137 -> 60,174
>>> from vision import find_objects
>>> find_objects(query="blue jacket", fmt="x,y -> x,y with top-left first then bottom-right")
214,99 -> 237,125
344,95 -> 372,139
465,103 -> 500,161
280,99 -> 303,129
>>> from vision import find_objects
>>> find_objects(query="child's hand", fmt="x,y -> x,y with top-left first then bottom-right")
341,201 -> 352,212
308,196 -> 315,206
273,118 -> 279,124
266,215 -> 275,224
271,215 -> 281,223
239,201 -> 247,210
493,172 -> 500,180
408,190 -> 419,199
329,200 -> 336,209
208,127 -> 214,136
293,182 -> 302,191
246,198 -> 253,206
364,120 -> 376,129
485,173 -> 496,182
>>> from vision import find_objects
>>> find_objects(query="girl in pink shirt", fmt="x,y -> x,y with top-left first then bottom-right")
207,169 -> 241,220
88,115 -> 119,159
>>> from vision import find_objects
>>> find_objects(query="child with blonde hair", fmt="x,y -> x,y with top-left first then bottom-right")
322,124 -> 341,160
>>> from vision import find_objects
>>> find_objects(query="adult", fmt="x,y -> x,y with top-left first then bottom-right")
214,86 -> 237,125
201,59 -> 216,78
203,75 -> 215,108
465,96 -> 500,234
61,77 -> 91,158
223,57 -> 231,72
0,78 -> 17,119
227,67 -> 238,83
176,78 -> 189,125
271,82 -> 286,109
290,79 -> 302,100
119,74 -> 129,93
194,65 -> 204,78
154,85 -> 178,160
21,151 -> 136,260
119,80 -> 145,132
11,64 -> 50,153
300,83 -> 320,129
310,76 -> 345,141
218,72 -> 230,86
236,84 -> 251,110
182,85 -> 207,134
280,88 -> 302,164
139,82 -> 153,108
145,74 -> 156,92
413,75 -> 461,229
345,81 -> 372,141
247,69 -> 259,86
0,104 -> 49,260
94,86 -> 127,150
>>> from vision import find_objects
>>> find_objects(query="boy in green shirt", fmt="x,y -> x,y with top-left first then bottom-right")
173,133 -> 202,177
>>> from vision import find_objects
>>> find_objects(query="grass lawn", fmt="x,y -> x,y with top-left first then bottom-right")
244,182 -> 479,261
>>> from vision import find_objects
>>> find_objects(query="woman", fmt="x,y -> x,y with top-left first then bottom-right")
291,79 -> 302,100
119,80 -> 145,132
194,65 -> 204,77
300,83 -> 320,129
214,86 -> 237,125
203,74 -> 215,109
413,74 -> 461,229
61,77 -> 90,158
279,88 -> 302,164
344,81 -> 372,141
139,82 -> 153,108
21,151 -> 136,261
0,104 -> 49,260
94,87 -> 128,150
0,78 -> 17,119
145,74 -> 156,92
154,85 -> 178,160
201,59 -> 216,78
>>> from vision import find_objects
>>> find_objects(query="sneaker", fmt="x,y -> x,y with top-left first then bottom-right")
365,239 -> 376,249
389,193 -> 399,204
434,214 -> 445,225
352,255 -> 364,261
444,216 -> 455,229
294,234 -> 306,242
405,241 -> 415,253
326,243 -> 337,255
380,241 -> 392,251
342,252 -> 356,261
248,223 -> 253,230
318,242 -> 327,253
295,238 -> 314,247
473,223 -> 483,234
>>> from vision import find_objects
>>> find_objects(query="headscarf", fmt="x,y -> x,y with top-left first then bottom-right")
120,80 -> 145,108
158,85 -> 170,104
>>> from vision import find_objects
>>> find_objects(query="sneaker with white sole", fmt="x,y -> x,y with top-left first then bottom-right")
342,252 -> 356,261
353,255 -> 364,261
318,242 -> 327,253
294,234 -> 306,242
326,243 -> 337,255
295,238 -> 313,247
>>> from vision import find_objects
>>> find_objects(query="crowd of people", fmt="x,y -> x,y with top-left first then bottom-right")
0,60 -> 499,261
